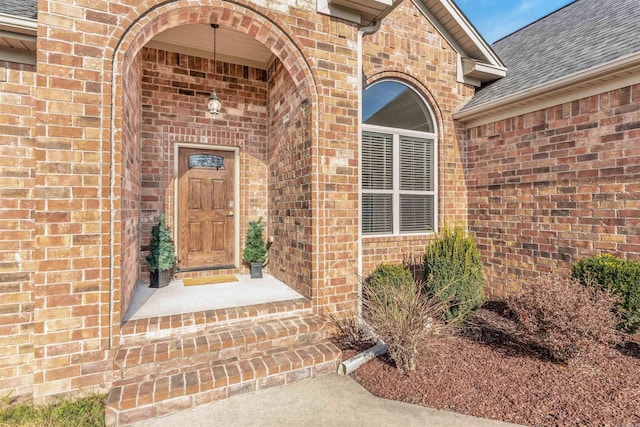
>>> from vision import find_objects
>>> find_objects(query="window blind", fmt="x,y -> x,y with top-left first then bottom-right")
362,131 -> 393,190
399,136 -> 433,192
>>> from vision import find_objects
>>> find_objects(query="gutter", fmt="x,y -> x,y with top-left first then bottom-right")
454,51 -> 640,124
357,20 -> 381,318
0,13 -> 37,34
0,13 -> 37,65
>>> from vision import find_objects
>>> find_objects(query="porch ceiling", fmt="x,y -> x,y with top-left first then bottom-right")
147,23 -> 275,70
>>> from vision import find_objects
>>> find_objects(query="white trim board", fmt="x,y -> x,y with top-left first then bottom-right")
456,52 -> 640,128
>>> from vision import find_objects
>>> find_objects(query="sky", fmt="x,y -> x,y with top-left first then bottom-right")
456,0 -> 575,44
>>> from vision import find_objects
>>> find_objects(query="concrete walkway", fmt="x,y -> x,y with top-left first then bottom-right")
131,374 -> 520,427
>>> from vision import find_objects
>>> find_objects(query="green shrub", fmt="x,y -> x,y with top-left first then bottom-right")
423,224 -> 485,322
242,217 -> 267,263
145,214 -> 176,272
367,263 -> 414,290
363,264 -> 452,374
572,254 -> 640,333
509,274 -> 621,363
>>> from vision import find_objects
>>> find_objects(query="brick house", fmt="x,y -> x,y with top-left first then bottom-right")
0,0 -> 638,424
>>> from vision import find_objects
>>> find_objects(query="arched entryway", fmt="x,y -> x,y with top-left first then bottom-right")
111,1 -> 319,327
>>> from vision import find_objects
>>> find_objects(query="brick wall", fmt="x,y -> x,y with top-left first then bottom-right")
467,84 -> 640,297
267,59 -> 313,298
360,2 -> 475,275
121,52 -> 142,318
139,47 -> 269,277
22,0 -> 474,401
0,61 -> 36,398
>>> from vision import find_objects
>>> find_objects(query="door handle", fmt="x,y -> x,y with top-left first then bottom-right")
226,212 -> 234,217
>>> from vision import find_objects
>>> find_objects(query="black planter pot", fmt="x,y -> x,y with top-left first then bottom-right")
149,269 -> 172,288
250,262 -> 263,279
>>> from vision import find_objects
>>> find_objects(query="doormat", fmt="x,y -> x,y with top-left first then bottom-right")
183,275 -> 239,286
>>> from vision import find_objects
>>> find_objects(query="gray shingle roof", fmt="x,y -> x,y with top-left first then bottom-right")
0,0 -> 37,19
462,0 -> 640,110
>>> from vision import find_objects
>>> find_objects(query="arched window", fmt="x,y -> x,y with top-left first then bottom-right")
362,81 -> 437,235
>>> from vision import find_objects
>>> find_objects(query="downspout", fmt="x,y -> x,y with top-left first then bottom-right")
357,21 -> 381,319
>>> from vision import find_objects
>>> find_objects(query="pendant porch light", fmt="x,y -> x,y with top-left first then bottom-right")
207,23 -> 222,116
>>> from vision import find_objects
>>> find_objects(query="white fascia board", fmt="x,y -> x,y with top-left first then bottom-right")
0,13 -> 37,35
412,0 -> 505,86
437,0 -> 504,68
317,0 -> 362,24
462,57 -> 506,83
412,0 -> 466,56
454,51 -> 640,126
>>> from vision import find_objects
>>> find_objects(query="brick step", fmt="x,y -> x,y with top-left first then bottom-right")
119,298 -> 312,344
105,340 -> 341,426
114,314 -> 332,381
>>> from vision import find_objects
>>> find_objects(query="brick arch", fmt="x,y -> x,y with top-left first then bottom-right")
108,1 -> 320,334
363,70 -> 445,141
114,2 -> 317,92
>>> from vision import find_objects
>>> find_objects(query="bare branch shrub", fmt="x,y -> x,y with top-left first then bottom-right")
362,274 -> 453,374
326,311 -> 371,350
508,274 -> 622,363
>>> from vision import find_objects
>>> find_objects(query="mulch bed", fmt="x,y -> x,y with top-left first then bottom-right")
339,302 -> 640,426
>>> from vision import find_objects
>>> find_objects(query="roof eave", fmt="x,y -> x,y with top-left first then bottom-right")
434,0 -> 504,68
316,0 -> 400,26
316,0 -> 507,78
454,51 -> 640,126
0,13 -> 37,65
0,12 -> 37,35
461,57 -> 506,84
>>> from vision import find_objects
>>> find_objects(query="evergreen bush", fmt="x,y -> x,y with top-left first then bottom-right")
145,214 -> 176,272
243,217 -> 267,263
423,224 -> 485,322
367,263 -> 414,290
572,254 -> 640,333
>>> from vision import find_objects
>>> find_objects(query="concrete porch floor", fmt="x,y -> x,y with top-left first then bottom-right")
123,274 -> 304,321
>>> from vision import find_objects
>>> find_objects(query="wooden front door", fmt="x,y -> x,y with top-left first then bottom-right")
178,148 -> 235,270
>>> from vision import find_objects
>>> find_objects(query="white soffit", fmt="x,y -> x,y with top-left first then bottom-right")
415,0 -> 505,85
148,24 -> 275,70
0,13 -> 36,65
318,0 -> 398,26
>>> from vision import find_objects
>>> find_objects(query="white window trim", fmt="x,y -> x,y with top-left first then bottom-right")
362,123 -> 438,237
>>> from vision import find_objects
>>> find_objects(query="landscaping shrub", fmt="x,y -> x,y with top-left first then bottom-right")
508,274 -> 621,363
363,263 -> 451,374
423,224 -> 485,322
572,254 -> 640,333
367,263 -> 414,290
327,311 -> 370,350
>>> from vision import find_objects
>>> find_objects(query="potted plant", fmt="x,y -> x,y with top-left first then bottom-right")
243,217 -> 268,278
146,214 -> 176,288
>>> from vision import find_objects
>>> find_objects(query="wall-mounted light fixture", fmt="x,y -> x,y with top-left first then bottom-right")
207,23 -> 222,116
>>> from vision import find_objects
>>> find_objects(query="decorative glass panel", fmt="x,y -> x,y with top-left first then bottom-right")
362,193 -> 392,235
400,195 -> 434,233
362,132 -> 393,190
189,154 -> 225,170
363,81 -> 434,132
400,136 -> 433,191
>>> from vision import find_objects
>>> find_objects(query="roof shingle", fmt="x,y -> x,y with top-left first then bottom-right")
0,0 -> 37,20
462,0 -> 640,110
